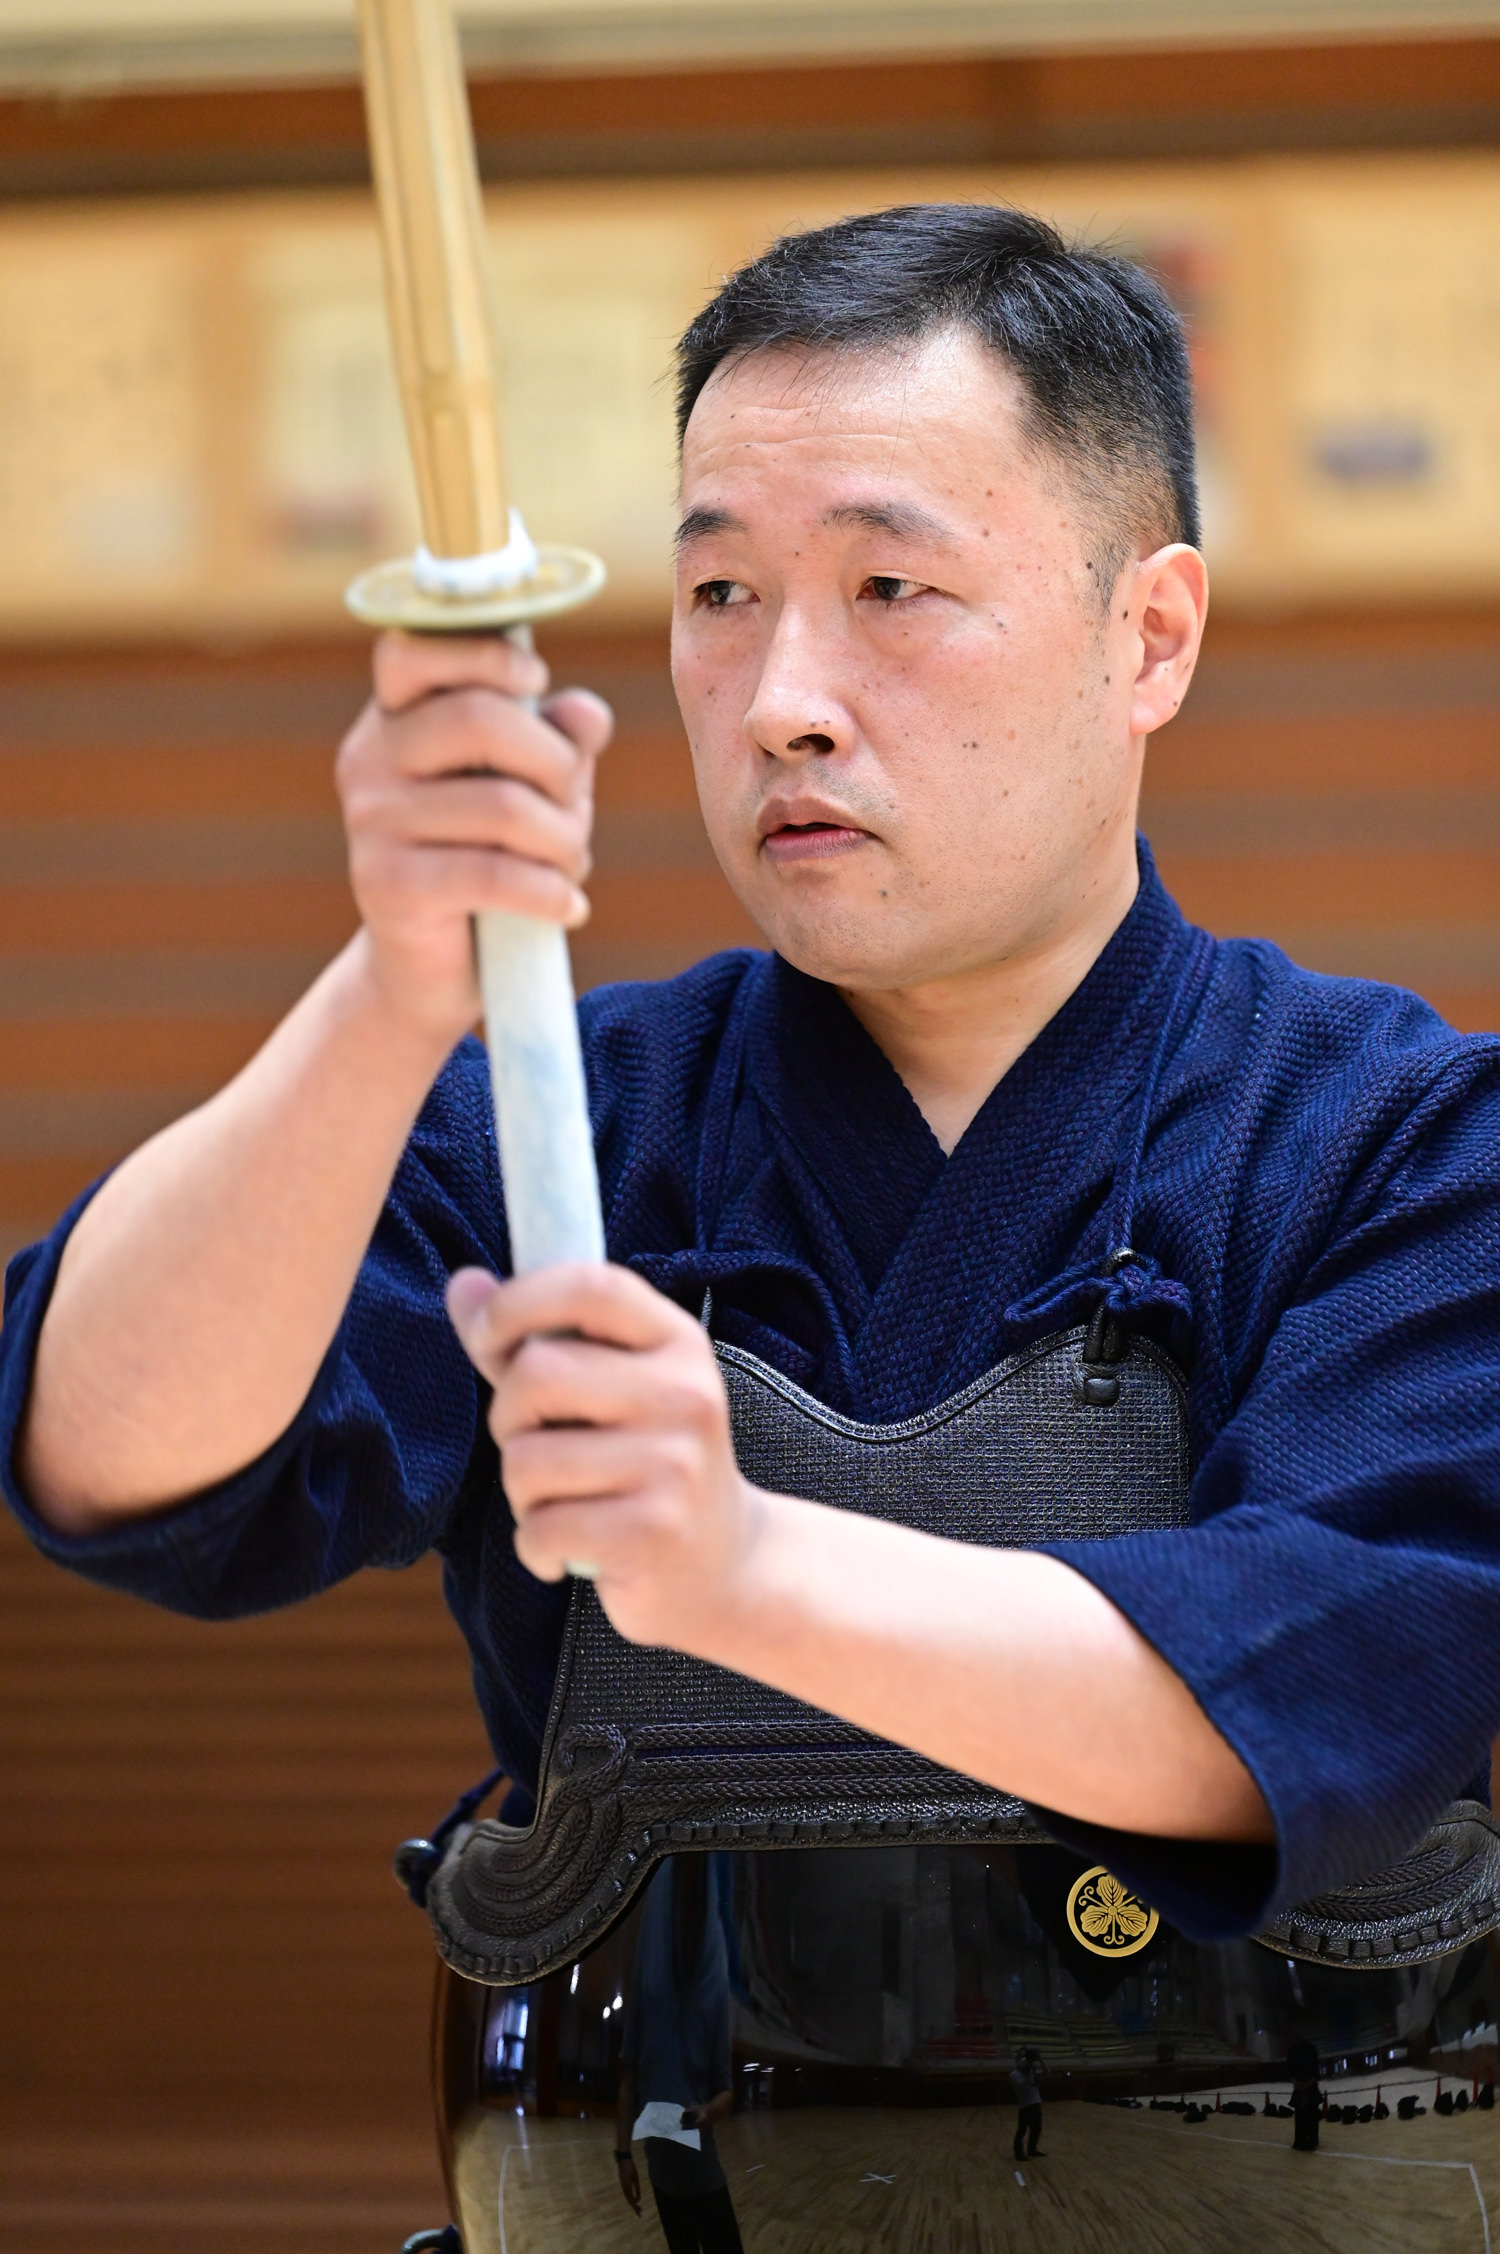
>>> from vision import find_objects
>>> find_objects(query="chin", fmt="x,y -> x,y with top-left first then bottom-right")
757,913 -> 929,992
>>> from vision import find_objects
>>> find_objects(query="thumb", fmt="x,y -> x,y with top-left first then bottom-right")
447,1265 -> 502,1354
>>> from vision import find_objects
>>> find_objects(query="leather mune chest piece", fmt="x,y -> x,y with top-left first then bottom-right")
426,1323 -> 1500,1985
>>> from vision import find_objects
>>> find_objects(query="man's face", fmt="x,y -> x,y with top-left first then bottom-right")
671,329 -> 1186,995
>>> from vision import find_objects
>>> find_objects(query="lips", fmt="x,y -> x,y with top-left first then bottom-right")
760,818 -> 869,865
757,795 -> 872,856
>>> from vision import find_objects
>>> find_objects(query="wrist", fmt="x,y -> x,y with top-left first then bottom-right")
697,1481 -> 815,1677
338,930 -> 474,1075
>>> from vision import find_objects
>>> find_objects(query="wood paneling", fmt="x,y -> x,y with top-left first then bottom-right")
1,1016 -> 279,1088
0,1496 -> 494,2145
4,2131 -> 450,2254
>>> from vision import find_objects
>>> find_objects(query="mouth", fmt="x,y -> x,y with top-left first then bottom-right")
759,812 -> 872,865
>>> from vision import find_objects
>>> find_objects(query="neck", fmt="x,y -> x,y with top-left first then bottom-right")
839,855 -> 1140,1155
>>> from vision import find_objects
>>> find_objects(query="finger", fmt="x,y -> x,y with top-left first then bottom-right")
493,1339 -> 653,1445
541,687 -> 614,764
501,1426 -> 682,1515
362,773 -> 593,882
449,1262 -> 690,1373
354,837 -> 590,928
448,1266 -> 501,1343
373,629 -> 548,714
384,690 -> 591,804
511,1492 -> 651,1585
491,1334 -> 706,1443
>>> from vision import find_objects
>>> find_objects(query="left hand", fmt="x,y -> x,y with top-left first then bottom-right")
615,2151 -> 642,2214
446,1262 -> 762,1651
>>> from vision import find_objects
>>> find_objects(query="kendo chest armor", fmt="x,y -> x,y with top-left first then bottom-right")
422,1318 -> 1500,1984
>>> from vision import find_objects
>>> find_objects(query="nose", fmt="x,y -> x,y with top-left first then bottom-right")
743,616 -> 850,763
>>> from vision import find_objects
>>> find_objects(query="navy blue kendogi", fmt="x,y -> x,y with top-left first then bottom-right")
5,843 -> 1500,1940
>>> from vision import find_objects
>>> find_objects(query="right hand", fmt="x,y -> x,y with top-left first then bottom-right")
336,631 -> 613,1042
615,2151 -> 642,2214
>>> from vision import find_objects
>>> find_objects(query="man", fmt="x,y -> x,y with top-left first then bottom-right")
4,205 -> 1500,1942
1287,2039 -> 1323,2155
614,1858 -> 742,2254
1009,2047 -> 1045,2163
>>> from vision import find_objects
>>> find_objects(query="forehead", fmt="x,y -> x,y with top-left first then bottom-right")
679,329 -> 1031,496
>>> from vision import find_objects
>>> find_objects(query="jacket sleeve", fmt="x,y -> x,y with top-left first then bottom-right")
1037,1058 -> 1500,1939
0,1039 -> 506,1619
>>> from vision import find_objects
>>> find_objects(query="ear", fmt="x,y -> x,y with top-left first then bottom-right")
1123,544 -> 1209,739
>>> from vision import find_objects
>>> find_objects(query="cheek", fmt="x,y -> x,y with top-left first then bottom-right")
672,623 -> 749,741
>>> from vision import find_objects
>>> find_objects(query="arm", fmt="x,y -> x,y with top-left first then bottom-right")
446,1263 -> 1270,1846
614,2065 -> 642,2213
683,2091 -> 733,2129
17,635 -> 609,1531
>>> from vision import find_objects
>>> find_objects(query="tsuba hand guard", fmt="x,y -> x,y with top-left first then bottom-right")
423,1323 -> 1500,1983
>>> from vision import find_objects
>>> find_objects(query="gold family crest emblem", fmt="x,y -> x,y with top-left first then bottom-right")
1065,1866 -> 1160,1958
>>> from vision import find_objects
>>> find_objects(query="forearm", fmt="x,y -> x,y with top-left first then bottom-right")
19,933 -> 454,1528
708,1490 -> 1271,1843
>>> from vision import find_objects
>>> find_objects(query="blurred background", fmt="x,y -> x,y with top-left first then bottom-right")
1,1 -> 1499,2247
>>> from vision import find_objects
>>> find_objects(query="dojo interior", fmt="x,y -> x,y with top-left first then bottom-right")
1,4 -> 1499,2248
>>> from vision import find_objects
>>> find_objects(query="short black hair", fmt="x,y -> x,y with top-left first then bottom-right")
675,203 -> 1200,595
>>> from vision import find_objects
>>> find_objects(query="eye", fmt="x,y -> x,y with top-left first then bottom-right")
693,578 -> 756,609
860,575 -> 928,605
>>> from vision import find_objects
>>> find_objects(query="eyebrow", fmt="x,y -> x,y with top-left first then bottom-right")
673,496 -> 960,553
674,506 -> 746,552
821,500 -> 958,546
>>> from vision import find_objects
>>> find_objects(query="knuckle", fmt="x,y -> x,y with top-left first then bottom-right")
492,862 -> 571,920
510,1335 -> 557,1393
341,776 -> 394,839
348,834 -> 405,897
662,1368 -> 724,1437
394,846 -> 449,901
658,1433 -> 704,1486
335,714 -> 379,790
498,1440 -> 538,1507
427,692 -> 493,767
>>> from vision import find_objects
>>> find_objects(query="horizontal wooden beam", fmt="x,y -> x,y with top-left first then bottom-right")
0,37 -> 1497,197
5,0 -> 1500,93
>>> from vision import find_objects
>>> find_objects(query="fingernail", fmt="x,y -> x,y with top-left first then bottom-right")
446,1266 -> 498,1341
